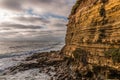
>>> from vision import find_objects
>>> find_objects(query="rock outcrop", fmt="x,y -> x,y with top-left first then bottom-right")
62,0 -> 120,79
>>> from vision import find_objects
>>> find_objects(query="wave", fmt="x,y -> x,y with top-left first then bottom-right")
0,42 -> 63,59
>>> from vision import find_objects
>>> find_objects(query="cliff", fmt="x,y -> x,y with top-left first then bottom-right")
1,0 -> 120,79
62,0 -> 120,79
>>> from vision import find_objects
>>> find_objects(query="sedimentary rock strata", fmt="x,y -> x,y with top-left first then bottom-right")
63,0 -> 120,71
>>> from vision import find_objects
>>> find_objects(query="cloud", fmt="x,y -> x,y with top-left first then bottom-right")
13,16 -> 50,23
10,16 -> 67,30
25,0 -> 75,16
0,0 -> 75,16
0,0 -> 75,41
0,23 -> 43,29
0,0 -> 23,12
0,16 -> 67,41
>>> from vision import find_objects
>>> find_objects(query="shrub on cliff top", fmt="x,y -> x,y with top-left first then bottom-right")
105,48 -> 120,63
71,0 -> 81,15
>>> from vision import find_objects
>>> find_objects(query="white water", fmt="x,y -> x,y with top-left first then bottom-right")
0,42 -> 64,80
0,69 -> 51,80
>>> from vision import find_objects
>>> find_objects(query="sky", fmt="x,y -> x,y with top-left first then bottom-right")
0,0 -> 75,41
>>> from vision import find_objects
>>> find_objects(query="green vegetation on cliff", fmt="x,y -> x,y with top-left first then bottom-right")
105,48 -> 120,63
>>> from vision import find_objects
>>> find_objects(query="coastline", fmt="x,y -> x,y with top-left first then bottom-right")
0,42 -> 65,80
1,50 -> 120,80
0,51 -> 76,80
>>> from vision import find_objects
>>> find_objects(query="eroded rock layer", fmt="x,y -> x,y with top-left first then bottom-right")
63,0 -> 120,72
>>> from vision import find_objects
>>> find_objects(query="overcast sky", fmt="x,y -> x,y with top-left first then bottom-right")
0,0 -> 75,41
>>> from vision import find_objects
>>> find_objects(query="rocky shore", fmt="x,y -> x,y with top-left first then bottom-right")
1,50 -> 120,80
2,51 -> 76,80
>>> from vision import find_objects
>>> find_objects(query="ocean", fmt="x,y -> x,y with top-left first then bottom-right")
0,41 -> 64,55
0,41 -> 64,80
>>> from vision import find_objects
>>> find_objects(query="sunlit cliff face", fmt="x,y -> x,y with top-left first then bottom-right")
0,0 -> 75,41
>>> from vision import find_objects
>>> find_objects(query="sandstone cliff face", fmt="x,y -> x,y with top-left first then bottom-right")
62,0 -> 120,76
